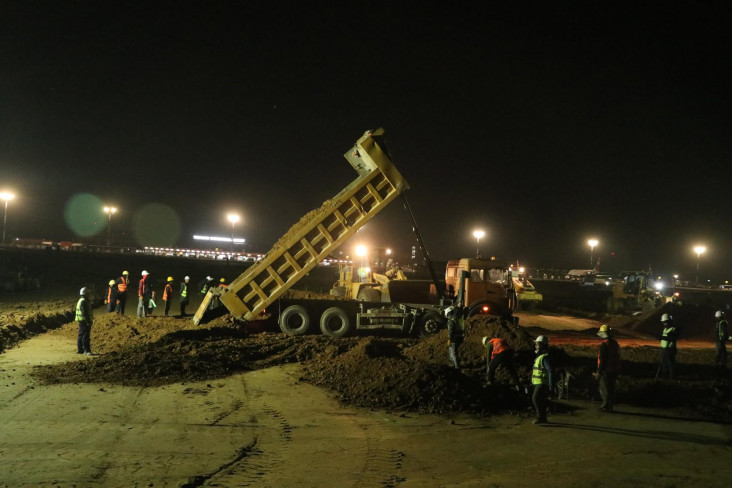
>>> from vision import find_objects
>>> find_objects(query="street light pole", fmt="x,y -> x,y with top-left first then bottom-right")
104,206 -> 117,247
588,239 -> 598,269
227,213 -> 240,252
473,230 -> 485,259
1,192 -> 15,244
694,245 -> 706,285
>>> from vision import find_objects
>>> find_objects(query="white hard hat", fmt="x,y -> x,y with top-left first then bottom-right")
141,270 -> 149,276
443,306 -> 454,317
482,336 -> 490,346
184,276 -> 190,280
535,335 -> 548,345
79,287 -> 89,295
206,275 -> 212,281
661,313 -> 671,322
108,279 -> 115,286
715,310 -> 724,318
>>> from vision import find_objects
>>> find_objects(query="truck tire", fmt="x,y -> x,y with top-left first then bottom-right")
357,287 -> 381,302
418,311 -> 445,337
319,307 -> 352,337
279,305 -> 311,335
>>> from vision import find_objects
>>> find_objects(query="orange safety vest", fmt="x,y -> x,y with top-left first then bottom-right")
597,339 -> 620,372
163,283 -> 173,301
117,276 -> 128,293
488,338 -> 510,360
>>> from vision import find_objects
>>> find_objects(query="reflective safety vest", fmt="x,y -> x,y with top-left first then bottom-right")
488,338 -> 509,360
532,353 -> 549,385
117,276 -> 128,293
163,283 -> 173,301
75,297 -> 91,322
661,326 -> 677,348
717,319 -> 728,342
597,339 -> 620,372
181,282 -> 188,298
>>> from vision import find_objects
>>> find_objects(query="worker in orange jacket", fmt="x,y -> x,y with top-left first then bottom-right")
104,279 -> 118,313
483,336 -> 520,387
594,324 -> 621,412
163,276 -> 174,316
115,270 -> 130,314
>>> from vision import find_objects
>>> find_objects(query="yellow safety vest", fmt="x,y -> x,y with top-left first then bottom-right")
532,353 -> 548,385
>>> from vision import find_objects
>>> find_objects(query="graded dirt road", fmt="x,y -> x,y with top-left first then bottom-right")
2,331 -> 732,487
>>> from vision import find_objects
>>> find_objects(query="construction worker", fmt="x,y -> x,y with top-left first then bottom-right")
531,335 -> 552,424
137,270 -> 152,318
163,276 -> 174,316
714,310 -> 732,369
445,306 -> 465,370
115,270 -> 130,314
594,325 -> 620,412
179,276 -> 191,317
199,276 -> 214,294
658,313 -> 678,379
482,336 -> 520,387
75,287 -> 94,355
104,279 -> 118,313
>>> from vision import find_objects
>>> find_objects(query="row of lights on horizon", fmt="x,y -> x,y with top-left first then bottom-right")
0,192 -> 243,248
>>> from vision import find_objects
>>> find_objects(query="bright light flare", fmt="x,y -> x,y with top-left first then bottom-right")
0,192 -> 15,202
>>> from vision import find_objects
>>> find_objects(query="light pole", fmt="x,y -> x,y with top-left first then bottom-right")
103,206 -> 117,246
227,213 -> 240,252
694,245 -> 706,285
588,239 -> 598,269
473,229 -> 485,259
1,192 -> 16,244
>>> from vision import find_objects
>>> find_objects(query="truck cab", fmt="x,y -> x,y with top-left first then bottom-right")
445,258 -> 516,317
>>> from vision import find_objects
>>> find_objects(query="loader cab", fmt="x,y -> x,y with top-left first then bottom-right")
445,257 -> 516,317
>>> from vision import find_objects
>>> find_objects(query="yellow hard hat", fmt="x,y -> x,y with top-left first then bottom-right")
599,325 -> 609,333
109,279 -> 116,286
482,336 -> 490,346
597,324 -> 610,338
122,270 -> 129,275
220,277 -> 226,282
167,276 -> 174,282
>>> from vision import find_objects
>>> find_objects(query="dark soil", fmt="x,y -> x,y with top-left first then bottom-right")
26,307 -> 732,422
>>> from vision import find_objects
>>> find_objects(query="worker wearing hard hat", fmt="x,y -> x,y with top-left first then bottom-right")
199,276 -> 214,294
162,276 -> 175,316
531,335 -> 552,424
482,336 -> 519,388
445,305 -> 466,370
115,270 -> 130,314
137,270 -> 152,318
179,276 -> 191,317
714,310 -> 732,370
75,287 -> 94,355
104,279 -> 118,314
657,313 -> 678,380
594,325 -> 620,412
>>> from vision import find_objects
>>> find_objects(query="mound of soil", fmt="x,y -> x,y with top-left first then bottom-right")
0,300 -> 75,353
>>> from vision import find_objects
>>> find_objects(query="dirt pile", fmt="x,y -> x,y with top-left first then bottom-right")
0,300 -> 74,353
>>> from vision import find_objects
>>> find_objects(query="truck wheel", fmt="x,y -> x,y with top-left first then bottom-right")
357,287 -> 381,302
279,305 -> 311,335
320,307 -> 352,337
419,311 -> 445,337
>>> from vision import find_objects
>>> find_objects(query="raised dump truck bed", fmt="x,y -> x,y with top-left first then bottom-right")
193,129 -> 409,327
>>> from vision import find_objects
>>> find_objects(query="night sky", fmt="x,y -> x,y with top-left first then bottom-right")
2,2 -> 731,283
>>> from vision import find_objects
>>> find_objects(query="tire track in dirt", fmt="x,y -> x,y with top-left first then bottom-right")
353,419 -> 405,488
182,376 -> 294,487
88,387 -> 146,484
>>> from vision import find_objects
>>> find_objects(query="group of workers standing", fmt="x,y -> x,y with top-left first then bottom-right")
443,305 -> 732,425
101,270 -> 224,318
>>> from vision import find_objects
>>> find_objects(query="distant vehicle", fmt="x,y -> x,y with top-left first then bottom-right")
719,284 -> 732,291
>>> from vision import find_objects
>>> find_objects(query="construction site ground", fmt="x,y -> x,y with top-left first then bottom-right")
1,290 -> 732,487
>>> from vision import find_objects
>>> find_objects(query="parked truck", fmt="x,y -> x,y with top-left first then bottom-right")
193,129 -> 515,336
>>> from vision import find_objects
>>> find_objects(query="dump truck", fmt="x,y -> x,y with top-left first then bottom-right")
193,129 -> 515,336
